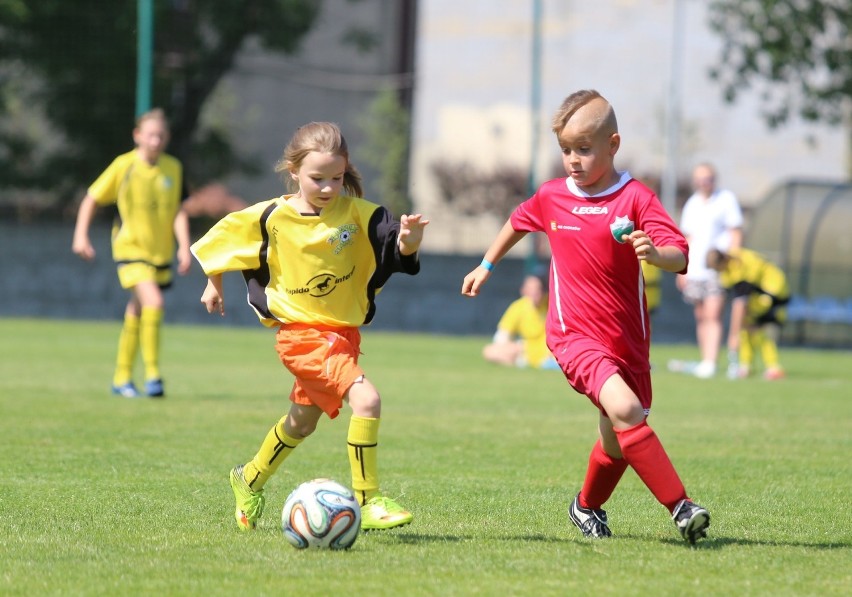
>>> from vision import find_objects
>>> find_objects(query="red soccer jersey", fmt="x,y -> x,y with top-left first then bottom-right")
511,173 -> 688,370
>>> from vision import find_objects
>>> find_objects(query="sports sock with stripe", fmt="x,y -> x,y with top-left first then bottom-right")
242,415 -> 303,490
348,415 -> 380,505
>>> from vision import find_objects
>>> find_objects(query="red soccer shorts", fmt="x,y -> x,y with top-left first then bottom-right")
550,334 -> 652,414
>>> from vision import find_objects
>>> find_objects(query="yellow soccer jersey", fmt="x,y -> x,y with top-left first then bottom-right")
719,248 -> 789,317
497,296 -> 550,367
88,150 -> 184,267
191,195 -> 420,327
641,260 -> 662,313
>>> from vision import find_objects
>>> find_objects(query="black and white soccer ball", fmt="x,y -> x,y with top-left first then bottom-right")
281,478 -> 361,549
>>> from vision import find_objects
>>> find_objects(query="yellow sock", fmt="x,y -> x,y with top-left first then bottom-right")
242,416 -> 303,491
739,328 -> 754,370
759,327 -> 781,369
348,415 -> 380,505
113,314 -> 139,386
140,306 -> 163,381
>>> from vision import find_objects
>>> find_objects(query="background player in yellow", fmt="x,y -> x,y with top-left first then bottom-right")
192,122 -> 428,532
706,247 -> 789,380
641,260 -> 662,319
72,108 -> 191,398
482,273 -> 558,369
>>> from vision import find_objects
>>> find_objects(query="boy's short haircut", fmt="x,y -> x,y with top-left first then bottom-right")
551,89 -> 617,135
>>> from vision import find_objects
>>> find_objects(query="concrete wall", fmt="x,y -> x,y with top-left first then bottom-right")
410,0 -> 849,254
0,222 -> 696,343
208,0 -> 414,207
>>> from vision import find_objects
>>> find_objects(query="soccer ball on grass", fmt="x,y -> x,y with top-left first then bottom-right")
281,478 -> 361,549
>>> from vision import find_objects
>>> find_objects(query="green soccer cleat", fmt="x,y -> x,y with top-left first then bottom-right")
229,465 -> 265,531
360,495 -> 413,530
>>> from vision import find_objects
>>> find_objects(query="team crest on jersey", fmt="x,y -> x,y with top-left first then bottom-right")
328,223 -> 359,254
610,215 -> 634,243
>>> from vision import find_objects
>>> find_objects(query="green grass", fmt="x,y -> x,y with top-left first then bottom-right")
1,318 -> 851,596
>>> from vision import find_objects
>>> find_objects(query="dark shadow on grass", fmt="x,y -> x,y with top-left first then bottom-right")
656,536 -> 852,550
359,530 -> 852,550
360,531 -> 467,544
500,534 -> 574,544
517,533 -> 852,550
367,532 -> 590,546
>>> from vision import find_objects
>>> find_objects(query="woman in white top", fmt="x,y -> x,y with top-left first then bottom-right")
677,163 -> 743,378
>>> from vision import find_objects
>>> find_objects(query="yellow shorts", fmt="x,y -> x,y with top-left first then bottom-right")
116,262 -> 172,290
274,324 -> 364,419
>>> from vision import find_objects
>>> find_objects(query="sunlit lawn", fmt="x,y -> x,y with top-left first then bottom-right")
1,318 -> 850,596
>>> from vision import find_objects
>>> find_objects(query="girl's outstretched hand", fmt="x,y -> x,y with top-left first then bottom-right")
399,214 -> 430,256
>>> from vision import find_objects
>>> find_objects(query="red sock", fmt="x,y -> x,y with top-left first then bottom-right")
615,420 -> 688,512
579,439 -> 628,510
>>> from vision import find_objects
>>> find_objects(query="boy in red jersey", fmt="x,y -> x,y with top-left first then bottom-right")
462,90 -> 710,544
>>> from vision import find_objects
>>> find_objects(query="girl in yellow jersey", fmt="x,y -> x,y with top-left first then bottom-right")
483,273 -> 558,369
707,247 -> 789,380
191,122 -> 428,531
72,109 -> 192,398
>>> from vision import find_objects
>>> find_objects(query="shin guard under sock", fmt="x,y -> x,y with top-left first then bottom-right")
615,420 -> 688,512
579,439 -> 629,510
242,416 -> 304,491
348,415 -> 380,505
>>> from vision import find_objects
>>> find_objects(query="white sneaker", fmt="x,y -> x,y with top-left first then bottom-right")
693,361 -> 716,379
667,359 -> 699,374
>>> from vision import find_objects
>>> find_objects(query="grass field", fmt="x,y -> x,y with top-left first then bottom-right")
1,318 -> 850,596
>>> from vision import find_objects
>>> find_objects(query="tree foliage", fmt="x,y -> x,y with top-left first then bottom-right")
357,86 -> 413,216
0,0 -> 320,210
707,0 -> 851,128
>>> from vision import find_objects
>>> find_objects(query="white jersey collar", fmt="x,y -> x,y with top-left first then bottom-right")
565,170 -> 633,198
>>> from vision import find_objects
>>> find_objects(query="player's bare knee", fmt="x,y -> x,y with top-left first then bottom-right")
283,415 -> 318,439
347,375 -> 381,417
606,403 -> 645,428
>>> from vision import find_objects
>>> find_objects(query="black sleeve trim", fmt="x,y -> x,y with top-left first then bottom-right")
242,202 -> 278,321
363,207 -> 421,324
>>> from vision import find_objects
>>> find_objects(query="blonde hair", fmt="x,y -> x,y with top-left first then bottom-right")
551,89 -> 618,136
136,107 -> 169,130
275,122 -> 363,197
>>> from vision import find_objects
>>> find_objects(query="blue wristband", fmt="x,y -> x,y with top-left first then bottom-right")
480,258 -> 494,271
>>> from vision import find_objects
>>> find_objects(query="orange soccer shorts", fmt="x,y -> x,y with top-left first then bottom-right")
274,324 -> 364,419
